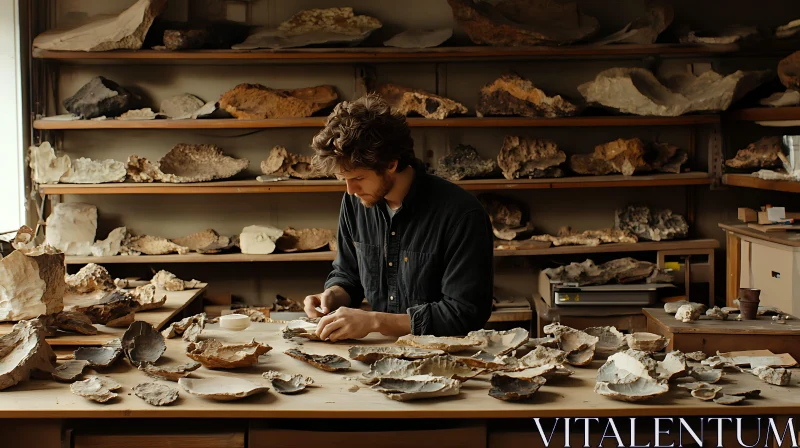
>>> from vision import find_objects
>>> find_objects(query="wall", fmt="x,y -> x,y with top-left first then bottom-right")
0,0 -> 25,234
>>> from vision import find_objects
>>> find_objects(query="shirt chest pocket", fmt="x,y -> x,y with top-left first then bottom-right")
354,241 -> 383,302
398,250 -> 437,306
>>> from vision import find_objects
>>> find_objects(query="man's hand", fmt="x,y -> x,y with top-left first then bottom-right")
304,286 -> 350,318
315,307 -> 377,342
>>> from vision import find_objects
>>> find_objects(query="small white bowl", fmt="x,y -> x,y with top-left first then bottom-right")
219,314 -> 251,331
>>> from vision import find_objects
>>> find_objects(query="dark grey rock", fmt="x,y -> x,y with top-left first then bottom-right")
615,205 -> 688,241
435,144 -> 497,181
63,77 -> 134,119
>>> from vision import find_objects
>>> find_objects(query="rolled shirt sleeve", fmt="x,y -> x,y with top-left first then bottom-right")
324,195 -> 365,307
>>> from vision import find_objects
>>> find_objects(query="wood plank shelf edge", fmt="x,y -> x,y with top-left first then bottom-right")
722,173 -> 800,193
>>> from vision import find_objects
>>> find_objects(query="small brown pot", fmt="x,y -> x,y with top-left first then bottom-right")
739,298 -> 760,320
739,288 -> 761,303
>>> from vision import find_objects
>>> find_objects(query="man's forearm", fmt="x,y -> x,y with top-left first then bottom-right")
370,312 -> 411,337
325,285 -> 352,311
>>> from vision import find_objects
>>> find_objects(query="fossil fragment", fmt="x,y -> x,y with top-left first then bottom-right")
45,202 -> 97,256
725,137 -> 784,171
519,345 -> 568,368
702,356 -> 736,370
436,144 -> 498,182
570,138 -> 687,176
66,263 -> 114,295
262,371 -> 315,394
526,337 -> 559,349
11,226 -> 35,250
376,83 -> 467,120
727,388 -> 761,398
679,25 -> 759,45
276,228 -> 335,253
583,326 -> 627,356
118,108 -> 158,120
686,351 -> 708,362
74,338 -> 122,368
282,318 -> 322,341
33,0 -> 165,52
477,73 -> 579,118
348,346 -> 445,364
615,205 -> 688,242
92,227 -> 126,257
239,225 -> 284,255
62,77 -> 136,119
284,348 -> 350,372
171,229 -> 232,254
134,382 -> 179,406
219,83 -> 338,119
70,375 -> 122,403
595,377 -> 669,402
73,290 -> 139,326
596,350 -> 657,384
497,136 -> 565,180
760,90 -> 800,107
52,359 -> 90,382
161,313 -> 206,341
55,311 -> 97,335
372,374 -> 461,401
489,374 -> 546,401
530,228 -> 638,248
706,306 -> 728,321
543,258 -> 666,287
121,321 -> 166,366
187,339 -> 271,369
179,377 -> 269,401
497,364 -> 573,381
395,334 -> 484,353
468,328 -> 529,356
260,146 -> 331,180
779,51 -> 800,90
151,270 -> 201,292
139,361 -> 201,382
29,142 -> 126,184
592,5 -> 673,45
272,295 -> 304,313
0,246 -> 66,322
691,385 -> 723,401
478,194 -> 532,241
130,284 -> 166,311
458,351 -> 515,371
690,366 -> 724,383
383,28 -> 452,48
714,394 -> 746,405
231,307 -> 269,322
123,235 -> 190,256
656,351 -> 687,381
625,333 -> 668,353
751,366 -> 792,386
675,304 -> 701,323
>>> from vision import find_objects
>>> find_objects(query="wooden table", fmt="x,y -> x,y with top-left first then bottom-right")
0,285 -> 206,346
644,307 -> 800,360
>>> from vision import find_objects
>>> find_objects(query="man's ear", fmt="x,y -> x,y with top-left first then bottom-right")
387,160 -> 398,173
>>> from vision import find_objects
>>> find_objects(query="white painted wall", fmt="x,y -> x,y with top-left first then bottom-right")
0,1 -> 24,234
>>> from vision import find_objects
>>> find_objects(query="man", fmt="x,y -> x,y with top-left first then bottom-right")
304,93 -> 494,341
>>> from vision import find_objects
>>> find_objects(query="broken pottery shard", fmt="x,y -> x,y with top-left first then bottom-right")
52,359 -> 89,382
63,77 -> 135,119
593,5 -> 673,45
121,321 -> 166,366
706,306 -> 728,321
284,348 -> 350,372
372,374 -> 461,401
584,326 -> 627,356
360,356 -> 479,385
702,356 -> 736,370
468,328 -> 529,356
725,137 -> 784,170
33,0 -> 166,51
118,108 -> 158,120
140,361 -> 201,382
727,388 -> 761,398
151,270 -> 201,292
0,321 -> 56,390
489,374 -> 546,401
73,290 -> 139,326
275,228 -> 334,253
677,381 -> 712,392
675,304 -> 701,323
74,338 -> 122,368
570,138 -> 686,176
348,346 -> 445,364
187,339 -> 271,369
714,394 -> 746,405
656,351 -> 687,381
192,101 -> 230,119
263,371 -> 315,394
161,313 -> 206,341
219,83 -> 338,119
171,229 -> 232,254
615,205 -> 688,242
160,93 -> 204,119
595,377 -> 669,402
778,51 -> 800,90
45,202 -> 97,256
497,136 -> 565,180
134,382 -> 179,406
691,385 -> 723,401
686,351 -> 708,362
447,0 -> 599,46
54,311 -> 97,335
760,90 -> 800,107
395,334 -> 484,353
66,263 -> 114,294
233,7 -> 381,50
625,333 -> 668,353
239,225 -> 283,255
130,284 -> 166,311
679,26 -> 759,45
158,144 -> 249,182
91,227 -> 127,257
282,318 -> 321,341
543,257 -> 666,287
458,351 -> 513,371
477,73 -> 580,119
375,83 -> 467,120
751,366 -> 792,386
690,366 -> 724,383
526,337 -> 559,349
70,376 -> 121,403
179,377 -> 269,401
384,28 -> 452,48
0,247 -> 65,321
596,350 -> 658,385
125,235 -> 190,256
520,346 -> 568,368
435,144 -> 497,181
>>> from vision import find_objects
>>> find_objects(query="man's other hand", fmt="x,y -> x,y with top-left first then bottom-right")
315,307 -> 376,342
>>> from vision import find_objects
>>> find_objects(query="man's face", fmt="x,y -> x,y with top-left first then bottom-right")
337,167 -> 395,208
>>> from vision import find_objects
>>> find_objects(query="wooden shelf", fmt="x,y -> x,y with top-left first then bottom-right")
726,107 -> 800,124
723,173 -> 800,193
32,44 -> 740,65
65,239 -> 719,264
38,173 -> 712,195
33,115 -> 721,130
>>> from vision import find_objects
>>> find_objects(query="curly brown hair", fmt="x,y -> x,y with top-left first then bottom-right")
311,93 -> 415,175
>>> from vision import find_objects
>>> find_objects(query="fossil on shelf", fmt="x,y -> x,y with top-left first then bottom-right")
477,73 -> 580,118
127,143 -> 249,183
62,77 -> 138,119
171,229 -> 234,254
725,137 -> 785,171
478,194 -> 533,241
375,83 -> 467,120
29,142 -> 126,184
218,83 -> 338,119
275,228 -> 335,253
543,258 -> 671,286
615,205 -> 688,241
528,227 -> 638,247
435,144 -> 498,181
497,136 -> 566,180
260,146 -> 332,180
45,203 -> 97,256
570,138 -> 687,176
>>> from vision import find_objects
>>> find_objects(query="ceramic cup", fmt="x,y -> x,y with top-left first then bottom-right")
738,288 -> 761,302
738,288 -> 761,320
219,314 -> 251,331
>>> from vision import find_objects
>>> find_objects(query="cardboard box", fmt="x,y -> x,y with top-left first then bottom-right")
739,238 -> 800,314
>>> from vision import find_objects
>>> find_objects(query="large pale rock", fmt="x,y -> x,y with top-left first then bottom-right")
233,7 -> 382,50
160,94 -> 205,119
571,138 -> 686,176
123,235 -> 189,256
497,136 -> 565,179
239,225 -> 283,255
530,228 -> 638,247
63,77 -> 135,119
29,142 -> 70,184
0,247 -> 65,322
33,0 -> 166,51
476,74 -> 580,118
91,227 -> 126,257
435,144 -> 497,181
30,142 -> 126,184
219,83 -> 338,119
275,228 -> 335,252
0,321 -> 57,391
127,144 -> 248,183
45,203 -> 97,256
383,29 -> 452,48
260,146 -> 330,180
375,84 -> 467,120
119,108 -> 158,120
615,205 -> 688,242
171,229 -> 232,254
544,258 -> 669,287
447,0 -> 599,46
593,5 -> 673,45
725,137 -> 784,170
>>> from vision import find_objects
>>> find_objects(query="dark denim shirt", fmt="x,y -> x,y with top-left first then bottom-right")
324,162 -> 494,336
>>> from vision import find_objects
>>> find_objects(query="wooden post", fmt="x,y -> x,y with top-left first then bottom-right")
726,231 -> 741,307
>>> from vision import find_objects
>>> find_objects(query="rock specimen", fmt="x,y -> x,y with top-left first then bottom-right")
594,350 -> 669,402
584,326 -> 627,356
375,83 -> 467,120
497,136 -> 566,179
275,228 -> 335,252
384,28 -> 453,48
45,202 -> 97,256
571,138 -> 687,176
595,377 -> 669,402
233,7 -> 382,50
263,371 -> 315,394
186,339 -> 271,369
751,366 -> 792,386
678,26 -> 759,45
435,144 -> 497,181
130,284 -> 166,311
543,323 -> 599,367
478,194 -> 532,240
179,377 -> 269,401
348,346 -> 446,364
151,270 -> 201,292
161,313 -> 206,341
690,366 -> 724,383
0,246 -> 65,321
63,77 -> 135,119
171,229 -> 232,254
779,51 -> 800,90
725,137 -> 784,170
119,108 -> 158,120
664,301 -> 706,315
33,0 -> 166,51
656,351 -> 687,381
140,361 -> 201,382
519,345 -> 568,368
686,351 -> 708,362
530,228 -> 638,247
372,374 -> 461,401
123,235 -> 190,256
489,374 -> 546,401
74,338 -> 122,368
0,321 -> 56,390
706,306 -> 729,321
91,227 -> 127,257
127,144 -> 248,183
543,258 -> 669,287
121,321 -> 166,366
592,5 -> 673,45
218,83 -> 338,119
447,0 -> 599,46
282,318 -> 322,340
777,19 -> 800,39
396,334 -> 484,353
477,74 -> 580,118
134,382 -> 179,406
760,90 -> 800,107
29,142 -> 126,184
52,359 -> 89,382
625,333 -> 668,352
260,146 -> 330,180
714,394 -> 746,405
675,304 -> 701,322
615,205 -> 688,241
70,376 -> 122,403
284,348 -> 351,372
73,290 -> 139,327
29,142 -> 71,184
66,263 -> 114,294
160,93 -> 204,119
239,225 -> 284,255
55,311 -> 97,335
468,328 -> 529,356
579,67 -> 769,116
458,351 -> 514,371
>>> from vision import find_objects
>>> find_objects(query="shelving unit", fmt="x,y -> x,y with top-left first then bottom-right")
722,173 -> 800,193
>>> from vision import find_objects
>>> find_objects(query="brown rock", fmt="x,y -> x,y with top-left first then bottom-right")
186,339 -> 271,369
55,311 -> 97,335
0,246 -> 65,322
478,194 -> 533,240
151,270 -> 201,292
74,338 -> 122,368
133,382 -> 179,406
52,359 -> 90,382
65,263 -> 115,294
219,83 -> 338,119
12,225 -> 35,250
477,74 -> 580,118
155,144 -> 249,183
615,205 -> 688,241
171,229 -> 232,254
73,290 -> 140,326
725,136 -> 784,170
260,146 -> 331,180
447,0 -> 599,46
140,361 -> 201,382
497,136 -> 566,180
276,228 -> 335,252
130,284 -> 166,311
571,138 -> 687,176
123,235 -> 190,256
0,321 -> 57,391
375,84 -> 467,119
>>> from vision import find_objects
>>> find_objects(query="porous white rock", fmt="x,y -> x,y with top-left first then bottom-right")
45,203 -> 97,256
91,227 -> 127,257
239,225 -> 283,255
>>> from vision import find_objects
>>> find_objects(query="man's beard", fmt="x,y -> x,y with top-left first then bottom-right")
358,173 -> 393,208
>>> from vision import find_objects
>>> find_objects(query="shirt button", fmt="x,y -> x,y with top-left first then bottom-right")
391,231 -> 396,236
390,296 -> 394,301
388,262 -> 393,267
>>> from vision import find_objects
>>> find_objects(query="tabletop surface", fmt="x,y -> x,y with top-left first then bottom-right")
644,308 -> 800,335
